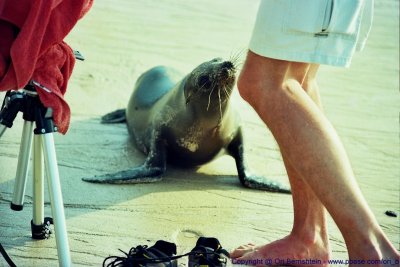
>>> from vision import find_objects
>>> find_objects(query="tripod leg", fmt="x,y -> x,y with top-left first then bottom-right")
31,135 -> 53,239
0,124 -> 6,138
11,121 -> 34,211
33,135 -> 44,224
41,133 -> 72,266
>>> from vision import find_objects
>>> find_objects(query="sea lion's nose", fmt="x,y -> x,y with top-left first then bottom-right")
221,61 -> 234,69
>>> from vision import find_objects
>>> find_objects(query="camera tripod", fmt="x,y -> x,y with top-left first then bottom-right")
0,83 -> 71,266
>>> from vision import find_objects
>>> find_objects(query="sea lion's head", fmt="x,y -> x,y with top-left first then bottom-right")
184,58 -> 236,117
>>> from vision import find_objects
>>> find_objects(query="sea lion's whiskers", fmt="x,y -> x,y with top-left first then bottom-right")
230,49 -> 241,63
230,49 -> 245,67
229,58 -> 244,69
207,84 -> 216,111
220,85 -> 227,97
235,61 -> 245,68
222,85 -> 231,98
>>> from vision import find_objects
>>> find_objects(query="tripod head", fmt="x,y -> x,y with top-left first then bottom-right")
0,48 -> 84,135
0,83 -> 57,138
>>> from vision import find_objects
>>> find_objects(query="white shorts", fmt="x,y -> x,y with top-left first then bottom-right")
249,0 -> 374,67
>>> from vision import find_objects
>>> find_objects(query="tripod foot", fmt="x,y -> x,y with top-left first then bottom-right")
10,203 -> 23,211
31,217 -> 53,239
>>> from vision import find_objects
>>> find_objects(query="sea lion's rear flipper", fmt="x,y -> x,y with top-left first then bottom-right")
101,109 -> 127,124
82,166 -> 164,184
227,129 -> 291,194
83,132 -> 167,184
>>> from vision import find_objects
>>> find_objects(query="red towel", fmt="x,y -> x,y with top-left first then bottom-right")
0,0 -> 93,134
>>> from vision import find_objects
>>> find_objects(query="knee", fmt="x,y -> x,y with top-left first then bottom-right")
237,70 -> 288,110
237,71 -> 257,105
237,70 -> 274,109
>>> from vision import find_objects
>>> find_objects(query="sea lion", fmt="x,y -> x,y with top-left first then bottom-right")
83,58 -> 290,193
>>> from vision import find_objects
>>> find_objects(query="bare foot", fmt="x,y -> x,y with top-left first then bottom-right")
230,235 -> 330,267
346,230 -> 400,267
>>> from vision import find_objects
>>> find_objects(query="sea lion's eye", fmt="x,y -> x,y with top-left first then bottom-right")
198,75 -> 211,89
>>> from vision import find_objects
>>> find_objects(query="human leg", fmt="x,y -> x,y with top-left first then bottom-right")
231,51 -> 399,265
231,60 -> 331,266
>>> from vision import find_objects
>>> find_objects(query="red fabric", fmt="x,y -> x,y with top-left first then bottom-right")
0,0 -> 93,134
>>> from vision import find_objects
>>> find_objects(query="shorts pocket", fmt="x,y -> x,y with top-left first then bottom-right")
284,0 -> 363,37
327,0 -> 363,35
284,0 -> 333,34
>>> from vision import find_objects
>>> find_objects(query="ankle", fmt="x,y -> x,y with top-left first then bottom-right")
292,230 -> 325,247
346,228 -> 400,265
291,219 -> 329,247
287,230 -> 331,261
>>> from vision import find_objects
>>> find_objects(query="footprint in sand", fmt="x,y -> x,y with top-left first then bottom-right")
172,229 -> 204,254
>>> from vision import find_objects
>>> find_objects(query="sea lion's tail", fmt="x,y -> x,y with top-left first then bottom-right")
101,109 -> 126,124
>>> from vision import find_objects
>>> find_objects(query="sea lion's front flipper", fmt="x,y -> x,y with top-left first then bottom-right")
227,129 -> 291,194
83,132 -> 167,184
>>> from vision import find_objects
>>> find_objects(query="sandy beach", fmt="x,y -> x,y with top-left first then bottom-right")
0,0 -> 399,266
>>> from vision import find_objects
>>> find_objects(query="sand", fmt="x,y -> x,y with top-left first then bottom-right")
0,0 -> 399,266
